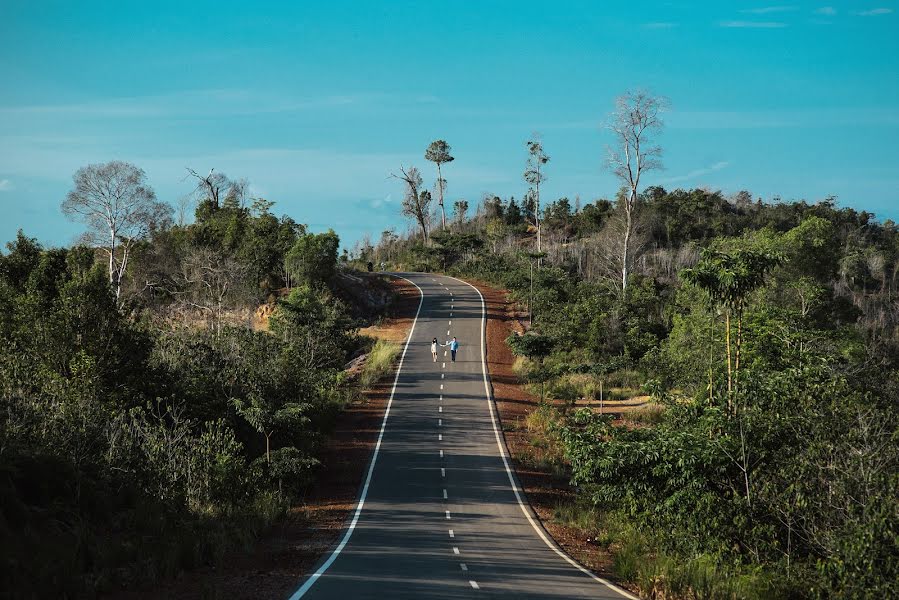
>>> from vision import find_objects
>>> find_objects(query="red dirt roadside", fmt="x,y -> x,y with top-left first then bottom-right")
471,279 -> 639,595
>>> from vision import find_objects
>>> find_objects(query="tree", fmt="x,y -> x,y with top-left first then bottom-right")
453,199 -> 469,229
62,161 -> 172,304
524,138 -> 549,254
174,247 -> 251,336
425,140 -> 455,230
285,230 -> 340,287
606,90 -> 667,292
185,167 -> 248,210
682,248 -> 781,409
392,166 -> 430,242
506,197 -> 524,226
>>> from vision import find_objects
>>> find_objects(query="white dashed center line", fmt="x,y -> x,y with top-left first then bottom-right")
469,581 -> 480,590
439,450 -> 443,458
438,434 -> 442,441
438,418 -> 442,427
460,563 -> 468,571
445,510 -> 451,519
443,489 -> 448,499
446,329 -> 450,336
440,384 -> 443,390
442,362 -> 446,368
453,547 -> 460,555
441,467 -> 445,477
439,406 -> 442,413
449,529 -> 454,538
448,320 -> 452,326
441,373 -> 444,379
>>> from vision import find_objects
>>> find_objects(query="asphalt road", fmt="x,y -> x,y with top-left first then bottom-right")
289,273 -> 636,600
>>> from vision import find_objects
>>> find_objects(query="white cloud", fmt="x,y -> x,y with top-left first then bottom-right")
855,8 -> 893,16
0,89 -> 437,120
720,20 -> 788,28
0,179 -> 12,191
660,161 -> 731,185
740,6 -> 797,14
815,7 -> 837,15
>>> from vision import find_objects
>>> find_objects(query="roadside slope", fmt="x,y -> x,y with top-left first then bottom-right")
471,279 -> 640,597
107,276 -> 420,600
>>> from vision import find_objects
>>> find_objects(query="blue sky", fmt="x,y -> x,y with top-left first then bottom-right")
1,1 -> 897,249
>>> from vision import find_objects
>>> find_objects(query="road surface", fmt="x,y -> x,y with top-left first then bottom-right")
289,273 -> 636,600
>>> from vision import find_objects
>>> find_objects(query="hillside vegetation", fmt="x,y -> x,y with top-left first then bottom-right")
362,187 -> 898,598
0,172 -> 394,597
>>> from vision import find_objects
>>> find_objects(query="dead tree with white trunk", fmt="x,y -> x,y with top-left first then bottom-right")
605,90 -> 667,292
392,165 -> 431,243
62,161 -> 171,305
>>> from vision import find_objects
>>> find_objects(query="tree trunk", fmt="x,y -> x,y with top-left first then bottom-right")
725,309 -> 733,414
734,310 -> 743,394
437,162 -> 446,230
622,192 -> 634,292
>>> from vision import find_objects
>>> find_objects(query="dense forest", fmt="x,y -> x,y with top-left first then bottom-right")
0,163 -> 395,597
359,133 -> 898,598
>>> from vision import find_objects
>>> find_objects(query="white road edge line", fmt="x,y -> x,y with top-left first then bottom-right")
445,275 -> 640,600
288,275 -> 424,600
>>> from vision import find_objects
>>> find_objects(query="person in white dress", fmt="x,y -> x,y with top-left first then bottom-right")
431,337 -> 439,362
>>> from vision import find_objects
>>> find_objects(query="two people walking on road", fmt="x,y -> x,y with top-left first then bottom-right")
430,336 -> 460,363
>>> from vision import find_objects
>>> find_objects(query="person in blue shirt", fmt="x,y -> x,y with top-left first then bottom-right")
442,337 -> 459,362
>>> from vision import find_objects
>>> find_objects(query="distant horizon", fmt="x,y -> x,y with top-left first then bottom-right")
2,1 -> 897,249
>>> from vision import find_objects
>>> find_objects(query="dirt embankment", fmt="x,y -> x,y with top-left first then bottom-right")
109,276 -> 420,600
472,280 -> 638,594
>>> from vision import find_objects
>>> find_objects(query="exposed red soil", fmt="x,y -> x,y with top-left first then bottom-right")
106,277 -> 419,600
470,279 -> 640,597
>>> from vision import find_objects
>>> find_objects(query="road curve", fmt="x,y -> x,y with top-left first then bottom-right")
289,273 -> 637,600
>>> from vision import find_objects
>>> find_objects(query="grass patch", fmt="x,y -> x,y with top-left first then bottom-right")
359,339 -> 400,389
519,403 -> 568,477
621,403 -> 666,424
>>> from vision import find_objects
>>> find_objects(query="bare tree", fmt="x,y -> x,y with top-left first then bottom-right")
185,167 -> 248,209
62,161 -> 171,304
605,90 -> 667,292
392,166 -> 431,242
425,140 -> 455,230
524,137 -> 549,254
173,247 -> 251,336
